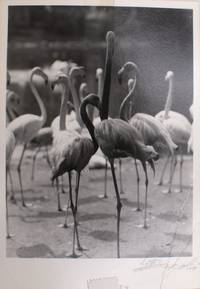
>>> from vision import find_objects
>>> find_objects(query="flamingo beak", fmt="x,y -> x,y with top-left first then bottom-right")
51,83 -> 55,90
117,70 -> 123,84
148,159 -> 155,176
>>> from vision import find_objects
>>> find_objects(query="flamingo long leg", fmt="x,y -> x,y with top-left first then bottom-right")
55,178 -> 62,211
31,146 -> 41,180
142,164 -> 149,229
74,172 -> 83,251
8,168 -> 16,203
61,175 -> 66,194
17,144 -> 27,207
67,172 -> 79,257
103,159 -> 108,198
179,152 -> 183,193
109,158 -> 122,258
6,170 -> 11,239
168,155 -> 177,193
45,145 -> 52,170
119,159 -> 125,194
134,159 -> 141,211
63,185 -> 70,228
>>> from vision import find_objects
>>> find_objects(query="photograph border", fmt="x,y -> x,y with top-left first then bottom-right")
0,1 -> 200,288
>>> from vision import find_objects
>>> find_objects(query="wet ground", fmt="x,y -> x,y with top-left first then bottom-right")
6,145 -> 193,258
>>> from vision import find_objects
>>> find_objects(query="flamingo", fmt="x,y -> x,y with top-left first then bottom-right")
51,74 -> 101,257
118,62 -> 178,210
6,129 -> 16,238
89,31 -> 158,258
7,67 -> 49,207
6,71 -> 16,237
6,83 -> 21,202
50,66 -> 85,203
155,71 -> 191,193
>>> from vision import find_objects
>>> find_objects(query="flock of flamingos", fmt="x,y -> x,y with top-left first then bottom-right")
6,31 -> 193,258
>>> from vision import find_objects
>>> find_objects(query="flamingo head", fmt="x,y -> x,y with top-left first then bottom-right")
31,67 -> 49,85
106,31 -> 115,56
165,71 -> 174,81
79,82 -> 88,100
145,146 -> 159,161
51,73 -> 69,90
69,66 -> 85,81
95,68 -> 103,81
6,90 -> 20,118
80,93 -> 101,112
118,61 -> 138,85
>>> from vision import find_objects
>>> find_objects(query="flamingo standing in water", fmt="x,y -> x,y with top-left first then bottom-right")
118,62 -> 178,209
51,73 -> 101,257
7,67 -> 49,206
155,71 -> 191,193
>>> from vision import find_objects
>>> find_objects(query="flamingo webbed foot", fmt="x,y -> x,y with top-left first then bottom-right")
67,252 -> 81,258
98,194 -> 108,199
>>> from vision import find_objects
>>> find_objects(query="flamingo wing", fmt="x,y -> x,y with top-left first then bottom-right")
95,118 -> 140,159
52,137 -> 94,179
131,113 -> 177,154
7,114 -> 43,143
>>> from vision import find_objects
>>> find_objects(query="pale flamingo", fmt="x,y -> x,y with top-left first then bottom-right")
50,66 -> 85,198
6,129 -> 16,238
6,72 -> 16,237
155,71 -> 191,193
7,67 -> 49,206
51,79 -> 101,256
118,62 -> 178,209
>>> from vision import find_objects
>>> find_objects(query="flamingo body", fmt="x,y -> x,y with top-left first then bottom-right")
8,114 -> 44,144
52,136 -> 95,180
130,113 -> 178,154
95,118 -> 158,161
155,110 -> 191,144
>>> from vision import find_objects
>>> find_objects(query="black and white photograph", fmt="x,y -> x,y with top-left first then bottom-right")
5,3 -> 195,260
1,0 -> 200,289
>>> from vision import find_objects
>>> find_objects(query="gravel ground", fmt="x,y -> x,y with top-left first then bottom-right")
6,145 -> 193,258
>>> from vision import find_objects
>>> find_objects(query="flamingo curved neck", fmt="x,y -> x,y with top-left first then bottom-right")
69,77 -> 84,128
164,76 -> 174,119
100,39 -> 114,120
30,73 -> 47,126
119,79 -> 136,121
80,97 -> 98,153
